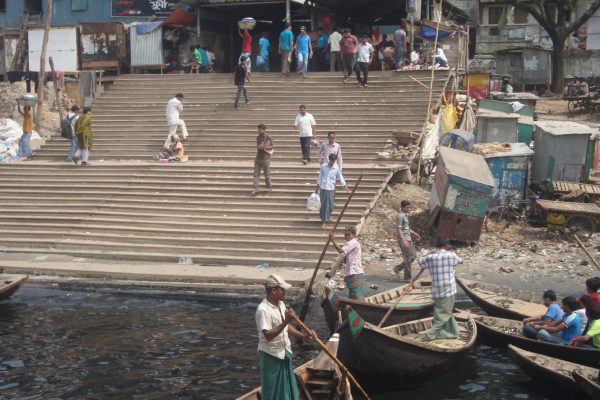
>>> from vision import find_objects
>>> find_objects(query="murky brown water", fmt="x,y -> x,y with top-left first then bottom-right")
0,285 -> 573,399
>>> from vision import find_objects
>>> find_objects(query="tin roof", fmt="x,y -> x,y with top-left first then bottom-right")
439,147 -> 494,186
534,120 -> 595,136
476,109 -> 521,119
483,142 -> 534,158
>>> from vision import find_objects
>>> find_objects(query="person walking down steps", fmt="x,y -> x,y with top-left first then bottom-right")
253,123 -> 273,194
164,93 -> 188,148
234,56 -> 251,109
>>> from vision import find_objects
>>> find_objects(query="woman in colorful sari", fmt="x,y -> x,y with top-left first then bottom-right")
72,107 -> 93,166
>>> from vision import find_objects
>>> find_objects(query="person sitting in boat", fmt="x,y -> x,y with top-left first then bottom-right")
569,297 -> 600,349
417,236 -> 463,340
522,289 -> 562,339
524,296 -> 580,345
329,226 -> 365,301
255,274 -> 313,400
585,277 -> 600,307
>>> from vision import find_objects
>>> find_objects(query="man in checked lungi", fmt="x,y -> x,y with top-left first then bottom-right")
315,153 -> 348,228
329,226 -> 365,300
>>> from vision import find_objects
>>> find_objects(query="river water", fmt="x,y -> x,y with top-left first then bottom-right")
0,285 -> 573,399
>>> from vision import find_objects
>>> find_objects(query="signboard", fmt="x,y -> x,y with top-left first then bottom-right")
196,0 -> 283,5
112,0 -> 177,17
444,183 -> 490,218
28,27 -> 78,72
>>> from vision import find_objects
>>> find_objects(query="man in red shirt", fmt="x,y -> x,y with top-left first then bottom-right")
238,26 -> 253,72
340,29 -> 358,83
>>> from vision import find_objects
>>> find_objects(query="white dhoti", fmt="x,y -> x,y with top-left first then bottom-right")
164,119 -> 188,147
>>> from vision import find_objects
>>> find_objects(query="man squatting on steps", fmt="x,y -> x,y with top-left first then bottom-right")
165,93 -> 188,148
315,153 -> 347,228
329,226 -> 365,300
253,123 -> 273,194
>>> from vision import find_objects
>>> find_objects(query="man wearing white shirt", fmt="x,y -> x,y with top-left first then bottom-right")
355,35 -> 374,87
326,27 -> 342,72
294,104 -> 317,165
255,274 -> 310,400
164,93 -> 188,148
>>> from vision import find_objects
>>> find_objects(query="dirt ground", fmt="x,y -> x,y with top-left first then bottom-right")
536,97 -> 600,125
328,178 -> 600,301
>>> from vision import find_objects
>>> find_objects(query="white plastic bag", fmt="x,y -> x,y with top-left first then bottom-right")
307,192 -> 321,211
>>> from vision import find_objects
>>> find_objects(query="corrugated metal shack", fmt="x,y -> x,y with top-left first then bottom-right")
475,109 -> 519,143
532,121 -> 595,183
479,142 -> 534,206
495,48 -> 552,91
429,147 -> 495,242
129,25 -> 163,72
478,99 -> 535,144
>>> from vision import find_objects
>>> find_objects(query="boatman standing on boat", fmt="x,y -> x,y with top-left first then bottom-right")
418,237 -> 463,340
329,226 -> 365,300
255,274 -> 312,400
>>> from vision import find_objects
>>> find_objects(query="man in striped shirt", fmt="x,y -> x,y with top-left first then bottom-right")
418,237 -> 463,340
317,131 -> 343,169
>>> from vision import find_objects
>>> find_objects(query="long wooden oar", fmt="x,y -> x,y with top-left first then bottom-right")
290,314 -> 371,400
575,235 -> 600,272
377,268 -> 426,327
298,173 -> 364,322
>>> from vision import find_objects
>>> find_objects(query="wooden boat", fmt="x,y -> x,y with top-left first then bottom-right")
508,345 -> 599,397
573,369 -> 600,400
321,279 -> 434,333
475,315 -> 600,368
337,307 -> 477,387
236,333 -> 352,400
0,274 -> 28,301
456,278 -> 551,320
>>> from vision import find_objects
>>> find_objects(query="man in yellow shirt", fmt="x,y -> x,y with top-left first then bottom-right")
17,103 -> 33,159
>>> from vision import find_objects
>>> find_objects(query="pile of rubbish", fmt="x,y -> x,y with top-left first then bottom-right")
0,118 -> 41,163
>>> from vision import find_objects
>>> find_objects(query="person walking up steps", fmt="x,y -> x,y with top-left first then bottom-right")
234,56 -> 251,108
253,123 -> 273,194
238,26 -> 253,72
17,103 -> 33,160
72,107 -> 93,166
65,105 -> 80,162
164,93 -> 188,148
294,105 -> 316,164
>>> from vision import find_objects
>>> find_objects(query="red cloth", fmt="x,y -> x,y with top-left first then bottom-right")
341,34 -> 358,54
591,292 -> 600,308
242,32 -> 252,53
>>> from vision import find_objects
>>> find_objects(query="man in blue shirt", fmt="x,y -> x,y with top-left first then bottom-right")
278,23 -> 294,76
523,289 -> 563,338
315,153 -> 347,228
258,32 -> 270,72
315,27 -> 329,71
294,26 -> 312,78
531,297 -> 581,345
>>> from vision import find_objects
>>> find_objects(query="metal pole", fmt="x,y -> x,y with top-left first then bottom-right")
311,1 -> 317,30
410,16 -> 415,51
286,0 -> 291,23
196,6 -> 201,45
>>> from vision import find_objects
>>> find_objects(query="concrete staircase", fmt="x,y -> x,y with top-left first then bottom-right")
0,71 -> 447,289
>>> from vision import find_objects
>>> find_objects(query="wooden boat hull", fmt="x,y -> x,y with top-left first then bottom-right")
338,311 -> 476,387
456,278 -> 546,320
475,316 -> 600,368
236,334 -> 351,400
508,345 -> 597,397
0,274 -> 28,301
321,282 -> 434,333
573,370 -> 600,400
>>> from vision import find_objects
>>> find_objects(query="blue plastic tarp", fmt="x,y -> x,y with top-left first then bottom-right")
418,24 -> 456,42
136,22 -> 163,35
